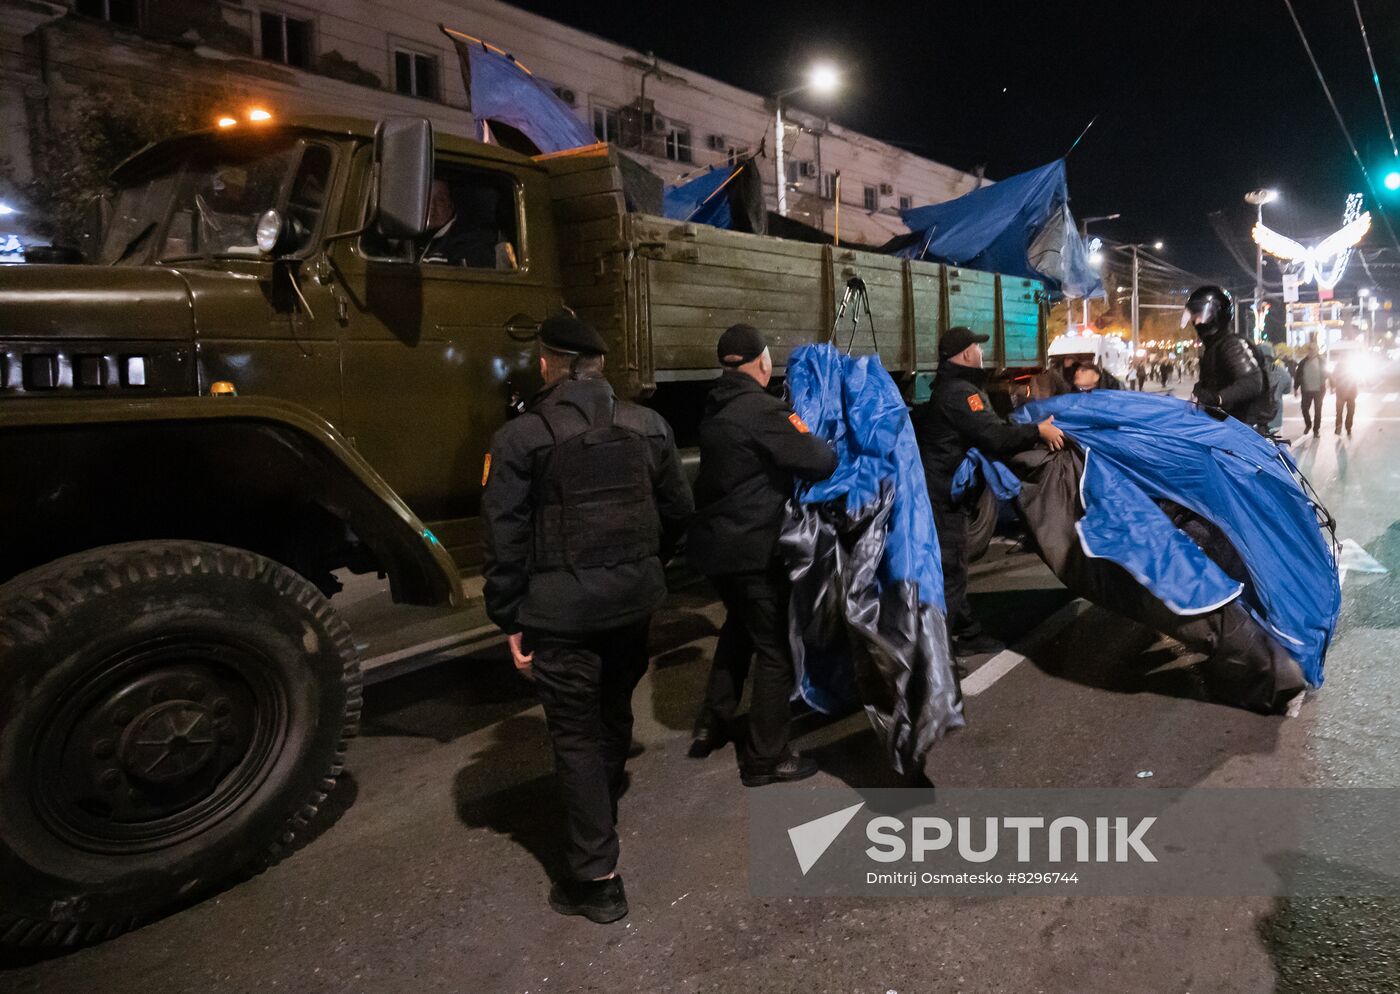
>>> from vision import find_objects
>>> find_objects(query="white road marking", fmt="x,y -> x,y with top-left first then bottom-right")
961,601 -> 1087,697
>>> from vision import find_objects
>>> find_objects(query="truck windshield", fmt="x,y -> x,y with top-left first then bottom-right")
99,137 -> 332,265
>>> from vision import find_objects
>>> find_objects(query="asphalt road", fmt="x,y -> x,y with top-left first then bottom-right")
5,364 -> 1400,994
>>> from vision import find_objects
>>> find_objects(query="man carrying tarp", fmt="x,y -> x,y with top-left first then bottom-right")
914,327 -> 1065,657
686,324 -> 837,784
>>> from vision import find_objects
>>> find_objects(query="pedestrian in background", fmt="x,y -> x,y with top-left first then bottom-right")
1330,356 -> 1359,438
1293,342 -> 1326,438
1133,361 -> 1149,391
1258,342 -> 1290,436
481,315 -> 693,924
914,327 -> 1065,657
686,324 -> 837,785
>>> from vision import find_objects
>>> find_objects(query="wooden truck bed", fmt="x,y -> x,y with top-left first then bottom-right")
537,145 -> 1046,399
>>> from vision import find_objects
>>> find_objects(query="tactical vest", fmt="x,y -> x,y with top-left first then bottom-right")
531,398 -> 662,572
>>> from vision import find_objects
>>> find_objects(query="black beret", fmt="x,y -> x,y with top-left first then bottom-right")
717,323 -> 767,367
539,314 -> 608,356
938,325 -> 990,359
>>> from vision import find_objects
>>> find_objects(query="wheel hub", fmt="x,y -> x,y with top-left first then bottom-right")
33,639 -> 287,854
118,700 -> 219,784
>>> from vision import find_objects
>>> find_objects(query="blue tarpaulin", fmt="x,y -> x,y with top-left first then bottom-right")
780,344 -> 964,772
442,27 -> 597,154
1011,390 -> 1340,686
895,159 -> 1103,300
663,163 -> 740,228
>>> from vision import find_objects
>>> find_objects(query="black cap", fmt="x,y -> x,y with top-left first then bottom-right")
939,325 -> 990,359
538,314 -> 608,356
717,323 -> 767,367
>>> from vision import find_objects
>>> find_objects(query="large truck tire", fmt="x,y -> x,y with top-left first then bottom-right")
966,485 -> 998,562
0,541 -> 362,948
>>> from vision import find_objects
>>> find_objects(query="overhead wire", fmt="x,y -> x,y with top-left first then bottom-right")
1281,0 -> 1400,255
1352,0 -> 1397,159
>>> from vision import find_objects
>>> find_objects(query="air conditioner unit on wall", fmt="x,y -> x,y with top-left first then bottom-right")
706,133 -> 727,150
553,87 -> 577,106
648,114 -> 672,134
799,161 -> 818,178
879,182 -> 894,196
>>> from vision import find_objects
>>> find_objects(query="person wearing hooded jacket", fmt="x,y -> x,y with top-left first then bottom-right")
1185,286 -> 1270,431
686,323 -> 838,785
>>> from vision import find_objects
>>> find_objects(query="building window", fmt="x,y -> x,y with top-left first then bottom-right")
260,11 -> 313,69
664,124 -> 692,164
898,194 -> 913,212
592,105 -> 620,143
394,49 -> 439,99
863,184 -> 879,211
75,0 -> 139,26
725,146 -> 749,165
820,172 -> 837,201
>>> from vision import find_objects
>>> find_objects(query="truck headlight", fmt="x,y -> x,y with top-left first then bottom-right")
256,209 -> 285,254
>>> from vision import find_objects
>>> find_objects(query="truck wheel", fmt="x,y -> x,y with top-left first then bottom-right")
966,486 -> 998,562
0,541 -> 361,948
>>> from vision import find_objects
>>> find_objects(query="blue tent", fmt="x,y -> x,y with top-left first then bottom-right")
663,163 -> 741,228
442,27 -> 597,154
895,159 -> 1102,300
1011,390 -> 1340,688
781,344 -> 964,773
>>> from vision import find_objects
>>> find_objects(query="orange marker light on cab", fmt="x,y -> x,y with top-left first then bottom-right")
209,381 -> 238,397
216,116 -> 237,128
247,108 -> 272,122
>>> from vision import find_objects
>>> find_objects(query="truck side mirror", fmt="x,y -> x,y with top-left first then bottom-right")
372,117 -> 434,240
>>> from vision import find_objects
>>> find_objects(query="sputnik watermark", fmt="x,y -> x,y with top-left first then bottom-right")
751,788 -> 1400,897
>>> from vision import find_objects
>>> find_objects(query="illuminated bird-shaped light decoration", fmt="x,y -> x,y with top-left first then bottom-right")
1252,193 -> 1371,291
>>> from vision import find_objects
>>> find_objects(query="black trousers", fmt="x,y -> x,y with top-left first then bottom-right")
1335,393 -> 1356,433
1300,390 -> 1324,434
697,569 -> 795,766
527,620 -> 650,881
931,495 -> 979,640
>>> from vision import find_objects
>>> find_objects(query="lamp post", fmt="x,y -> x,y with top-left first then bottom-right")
773,63 -> 839,218
1125,240 -> 1164,354
1077,213 -> 1120,331
1244,189 -> 1279,341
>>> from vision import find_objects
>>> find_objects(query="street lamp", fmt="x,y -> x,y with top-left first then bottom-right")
773,63 -> 841,217
1244,189 -> 1279,341
1076,214 -> 1120,332
1124,240 -> 1165,353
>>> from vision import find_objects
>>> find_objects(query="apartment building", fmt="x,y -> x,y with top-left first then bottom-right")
1,0 -> 985,249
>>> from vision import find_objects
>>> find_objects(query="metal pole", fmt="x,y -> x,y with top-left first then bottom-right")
1131,245 -> 1140,353
775,97 -> 787,217
1254,204 -> 1264,342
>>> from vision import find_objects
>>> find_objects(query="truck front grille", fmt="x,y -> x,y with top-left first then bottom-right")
1,345 -> 190,397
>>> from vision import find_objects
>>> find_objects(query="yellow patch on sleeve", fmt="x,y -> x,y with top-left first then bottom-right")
788,412 -> 811,434
481,453 -> 492,487
967,394 -> 985,412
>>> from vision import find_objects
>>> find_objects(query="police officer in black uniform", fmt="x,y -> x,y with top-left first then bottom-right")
1185,285 -> 1270,431
686,324 -> 837,785
914,326 -> 1065,656
481,315 -> 693,924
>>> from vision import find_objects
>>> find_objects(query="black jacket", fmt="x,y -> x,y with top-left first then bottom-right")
687,371 -> 838,576
1196,332 -> 1266,424
481,376 -> 693,634
914,362 -> 1041,502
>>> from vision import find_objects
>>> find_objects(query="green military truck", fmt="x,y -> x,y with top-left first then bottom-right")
0,115 -> 1046,946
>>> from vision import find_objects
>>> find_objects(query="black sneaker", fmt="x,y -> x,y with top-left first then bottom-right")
687,717 -> 728,759
953,632 -> 1005,656
548,875 -> 628,924
741,752 -> 819,787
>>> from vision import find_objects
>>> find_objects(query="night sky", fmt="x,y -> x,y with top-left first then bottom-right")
510,0 -> 1400,297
